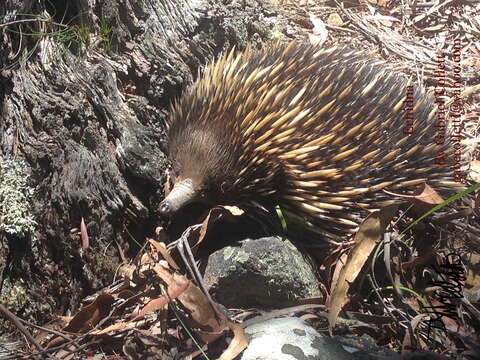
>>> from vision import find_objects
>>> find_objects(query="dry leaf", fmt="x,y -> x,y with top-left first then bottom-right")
470,160 -> 480,183
465,253 -> 480,303
384,183 -> 444,215
150,263 -> 230,343
92,320 -> 135,335
365,14 -> 399,27
132,266 -> 190,320
80,217 -> 89,250
308,14 -> 328,46
134,295 -> 173,321
118,263 -> 136,280
36,316 -> 72,346
402,313 -> 429,351
163,167 -> 172,196
45,295 -> 115,348
410,183 -> 447,214
195,206 -> 242,249
327,205 -> 398,333
177,278 -> 227,334
148,238 -> 180,270
222,205 -> 244,216
475,190 -> 480,217
63,294 -> 115,334
377,0 -> 392,6
329,251 -> 348,300
327,13 -> 343,27
218,321 -> 249,360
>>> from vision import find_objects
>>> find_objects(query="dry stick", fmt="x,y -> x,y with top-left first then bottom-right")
0,296 -> 119,359
0,338 -> 92,360
338,0 -> 479,84
15,292 -> 146,359
17,318 -> 80,350
333,0 -> 440,67
11,24 -> 23,61
0,18 -> 68,28
324,24 -> 356,34
176,224 -> 226,321
241,304 -> 327,328
0,303 -> 44,353
412,0 -> 454,24
0,18 -> 45,27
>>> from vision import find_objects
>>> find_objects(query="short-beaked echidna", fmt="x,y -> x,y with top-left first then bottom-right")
159,41 -> 463,239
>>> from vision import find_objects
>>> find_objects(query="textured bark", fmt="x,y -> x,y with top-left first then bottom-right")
0,0 -> 294,339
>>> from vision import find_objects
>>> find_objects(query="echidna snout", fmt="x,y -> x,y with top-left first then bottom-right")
159,178 -> 199,216
158,200 -> 172,216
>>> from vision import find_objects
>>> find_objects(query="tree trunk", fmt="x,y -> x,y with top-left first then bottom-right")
0,0 -> 294,340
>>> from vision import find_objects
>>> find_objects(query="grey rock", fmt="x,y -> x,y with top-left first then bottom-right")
204,236 -> 321,308
241,317 -> 354,360
333,334 -> 401,359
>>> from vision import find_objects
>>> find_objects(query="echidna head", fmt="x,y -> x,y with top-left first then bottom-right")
158,126 -> 237,216
158,162 -> 212,216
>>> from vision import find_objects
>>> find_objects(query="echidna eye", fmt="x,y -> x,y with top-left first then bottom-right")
197,189 -> 208,201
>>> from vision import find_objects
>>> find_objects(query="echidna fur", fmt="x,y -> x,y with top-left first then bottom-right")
159,41 -> 464,239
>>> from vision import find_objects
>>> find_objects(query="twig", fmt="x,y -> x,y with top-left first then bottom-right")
0,303 -> 44,353
0,18 -> 68,29
18,318 -> 80,350
176,224 -> 226,320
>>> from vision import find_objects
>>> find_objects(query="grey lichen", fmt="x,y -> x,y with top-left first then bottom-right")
0,159 -> 37,238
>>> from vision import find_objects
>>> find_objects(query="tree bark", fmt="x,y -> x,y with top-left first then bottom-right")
0,0 -> 294,340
